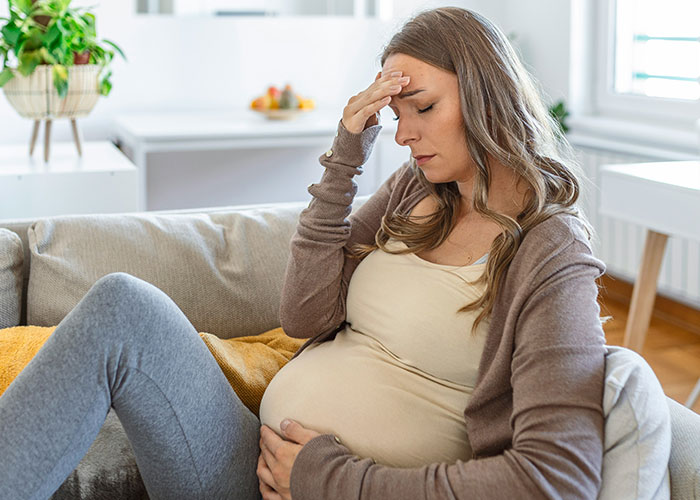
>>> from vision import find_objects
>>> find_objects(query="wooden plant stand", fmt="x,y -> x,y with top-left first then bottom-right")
29,118 -> 83,163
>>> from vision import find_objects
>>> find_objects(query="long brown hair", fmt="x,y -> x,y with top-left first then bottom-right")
352,7 -> 592,334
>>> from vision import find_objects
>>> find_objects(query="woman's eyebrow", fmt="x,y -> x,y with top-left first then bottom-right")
397,89 -> 426,99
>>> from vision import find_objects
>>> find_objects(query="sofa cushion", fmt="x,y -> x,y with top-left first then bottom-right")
0,228 -> 23,328
599,345 -> 672,500
27,202 -> 307,339
0,326 -> 55,396
667,397 -> 700,500
199,327 -> 305,417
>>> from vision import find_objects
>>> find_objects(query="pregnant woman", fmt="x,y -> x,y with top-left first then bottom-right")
0,7 -> 606,500
257,6 -> 606,500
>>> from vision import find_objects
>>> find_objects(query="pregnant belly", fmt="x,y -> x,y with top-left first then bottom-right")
259,328 -> 473,468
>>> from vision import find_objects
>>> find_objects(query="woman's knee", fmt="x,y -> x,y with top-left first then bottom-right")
88,272 -> 165,310
91,272 -> 147,297
82,272 -> 181,336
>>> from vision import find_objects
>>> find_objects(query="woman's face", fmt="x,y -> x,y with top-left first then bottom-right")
382,53 -> 474,185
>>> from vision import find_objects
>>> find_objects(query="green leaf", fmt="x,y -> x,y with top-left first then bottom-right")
548,99 -> 570,134
0,67 -> 15,87
99,76 -> 111,96
12,0 -> 34,15
53,62 -> 67,80
102,39 -> 125,60
17,56 -> 41,76
1,22 -> 22,46
69,12 -> 87,31
55,17 -> 67,35
22,32 -> 44,51
17,50 -> 41,75
82,12 -> 95,32
52,63 -> 68,97
39,46 -> 56,64
43,22 -> 61,45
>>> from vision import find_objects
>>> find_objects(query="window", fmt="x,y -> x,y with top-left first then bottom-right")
595,0 -> 700,123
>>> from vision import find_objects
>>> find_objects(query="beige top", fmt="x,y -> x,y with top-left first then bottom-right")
260,239 -> 489,468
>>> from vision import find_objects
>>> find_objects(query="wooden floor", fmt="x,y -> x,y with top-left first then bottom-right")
600,295 -> 700,414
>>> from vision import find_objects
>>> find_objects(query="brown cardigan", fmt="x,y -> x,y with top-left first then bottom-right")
279,121 -> 607,499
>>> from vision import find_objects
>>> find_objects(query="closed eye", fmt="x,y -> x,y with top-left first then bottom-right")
392,104 -> 433,121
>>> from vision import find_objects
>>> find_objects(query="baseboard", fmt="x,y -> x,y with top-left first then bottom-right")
599,273 -> 700,337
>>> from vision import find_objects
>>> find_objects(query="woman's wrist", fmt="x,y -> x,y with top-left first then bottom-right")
323,119 -> 382,168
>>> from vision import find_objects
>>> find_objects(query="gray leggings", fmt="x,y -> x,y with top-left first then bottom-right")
0,272 -> 262,499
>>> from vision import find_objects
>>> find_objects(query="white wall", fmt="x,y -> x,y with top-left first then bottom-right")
500,0 -> 572,105
390,0 -> 506,27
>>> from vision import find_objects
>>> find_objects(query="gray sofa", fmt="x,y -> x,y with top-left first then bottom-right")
1,200 -> 699,499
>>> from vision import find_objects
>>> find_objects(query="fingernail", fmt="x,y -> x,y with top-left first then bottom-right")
390,71 -> 402,77
398,76 -> 410,83
281,419 -> 291,431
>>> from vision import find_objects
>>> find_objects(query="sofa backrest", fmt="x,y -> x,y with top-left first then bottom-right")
3,202 -> 308,338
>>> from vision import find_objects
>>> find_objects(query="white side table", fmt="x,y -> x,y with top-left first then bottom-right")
599,161 -> 700,355
0,141 -> 139,220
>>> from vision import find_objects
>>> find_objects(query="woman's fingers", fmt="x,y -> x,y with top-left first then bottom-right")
260,438 -> 277,468
342,72 -> 410,133
260,479 -> 283,500
258,453 -> 281,499
345,73 -> 405,114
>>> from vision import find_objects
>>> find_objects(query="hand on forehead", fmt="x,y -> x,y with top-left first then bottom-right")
380,55 -> 422,101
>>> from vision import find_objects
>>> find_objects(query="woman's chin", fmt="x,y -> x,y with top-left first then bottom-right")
419,166 -> 447,184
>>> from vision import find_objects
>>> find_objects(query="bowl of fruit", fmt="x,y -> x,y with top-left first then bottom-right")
250,84 -> 315,120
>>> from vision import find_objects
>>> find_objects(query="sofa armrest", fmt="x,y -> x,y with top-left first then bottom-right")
667,397 -> 700,499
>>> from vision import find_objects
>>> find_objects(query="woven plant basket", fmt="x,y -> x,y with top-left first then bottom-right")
3,64 -> 101,119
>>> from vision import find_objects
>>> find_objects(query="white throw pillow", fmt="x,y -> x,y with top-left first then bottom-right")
599,345 -> 671,500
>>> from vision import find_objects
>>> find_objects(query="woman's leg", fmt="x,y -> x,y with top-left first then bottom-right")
0,272 -> 261,500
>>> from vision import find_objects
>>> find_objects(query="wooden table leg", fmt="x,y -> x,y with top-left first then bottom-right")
44,119 -> 52,163
70,118 -> 82,156
29,120 -> 41,156
623,229 -> 669,353
686,378 -> 700,408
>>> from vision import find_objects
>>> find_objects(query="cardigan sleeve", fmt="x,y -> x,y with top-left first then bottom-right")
289,236 -> 607,500
279,119 -> 409,340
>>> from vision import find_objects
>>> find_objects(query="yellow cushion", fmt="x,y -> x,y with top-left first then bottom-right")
0,325 -> 305,417
0,326 -> 56,397
199,328 -> 306,416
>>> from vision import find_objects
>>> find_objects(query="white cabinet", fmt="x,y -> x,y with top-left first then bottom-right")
0,142 -> 138,220
112,109 -> 406,211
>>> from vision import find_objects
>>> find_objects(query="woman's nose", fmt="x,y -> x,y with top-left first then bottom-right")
394,118 -> 418,146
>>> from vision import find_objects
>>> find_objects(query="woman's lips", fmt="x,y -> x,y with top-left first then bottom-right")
414,155 -> 435,166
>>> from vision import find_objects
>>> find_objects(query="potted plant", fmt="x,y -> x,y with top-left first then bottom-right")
0,0 -> 125,161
